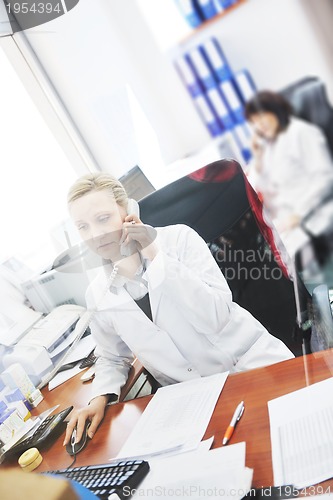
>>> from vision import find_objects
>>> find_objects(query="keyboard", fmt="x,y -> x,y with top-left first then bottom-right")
79,350 -> 97,369
45,459 -> 150,499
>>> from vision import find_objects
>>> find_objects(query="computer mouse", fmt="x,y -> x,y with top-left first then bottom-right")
66,420 -> 91,456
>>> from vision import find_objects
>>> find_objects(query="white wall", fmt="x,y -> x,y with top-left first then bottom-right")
300,0 -> 333,91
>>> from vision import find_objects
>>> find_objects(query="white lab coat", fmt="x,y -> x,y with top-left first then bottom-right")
247,117 -> 333,256
86,224 -> 293,401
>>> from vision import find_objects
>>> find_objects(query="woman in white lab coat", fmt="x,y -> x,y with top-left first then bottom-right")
64,172 -> 293,446
245,91 -> 333,258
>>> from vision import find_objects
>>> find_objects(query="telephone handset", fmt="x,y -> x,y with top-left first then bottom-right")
120,198 -> 140,257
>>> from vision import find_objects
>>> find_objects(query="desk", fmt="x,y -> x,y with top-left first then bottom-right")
2,350 -> 333,489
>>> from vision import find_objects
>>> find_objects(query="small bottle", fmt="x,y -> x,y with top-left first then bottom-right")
1,364 -> 43,408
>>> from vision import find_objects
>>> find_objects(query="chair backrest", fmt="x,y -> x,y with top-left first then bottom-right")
139,159 -> 311,355
119,359 -> 160,401
280,76 -> 333,158
119,358 -> 145,401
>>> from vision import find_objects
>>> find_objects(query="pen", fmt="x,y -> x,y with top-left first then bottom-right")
222,401 -> 244,446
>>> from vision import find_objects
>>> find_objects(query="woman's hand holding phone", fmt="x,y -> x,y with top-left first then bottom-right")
120,214 -> 158,261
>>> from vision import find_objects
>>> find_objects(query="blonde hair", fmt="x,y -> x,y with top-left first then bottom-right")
67,172 -> 128,208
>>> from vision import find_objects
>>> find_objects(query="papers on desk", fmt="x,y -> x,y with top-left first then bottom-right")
117,372 -> 229,460
268,376 -> 333,488
0,404 -> 60,459
48,335 -> 96,390
132,441 -> 252,500
48,362 -> 84,391
59,334 -> 95,365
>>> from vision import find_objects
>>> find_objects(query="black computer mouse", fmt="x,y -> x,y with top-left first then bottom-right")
66,420 -> 91,456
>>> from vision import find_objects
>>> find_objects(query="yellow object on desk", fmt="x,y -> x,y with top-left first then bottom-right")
18,447 -> 43,472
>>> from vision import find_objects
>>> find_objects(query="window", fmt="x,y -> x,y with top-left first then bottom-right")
0,46 -> 77,272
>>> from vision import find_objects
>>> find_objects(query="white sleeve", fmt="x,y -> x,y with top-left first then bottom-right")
294,125 -> 333,217
86,292 -> 135,401
144,225 -> 233,335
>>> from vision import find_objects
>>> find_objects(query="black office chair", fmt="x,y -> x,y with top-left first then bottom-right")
139,159 -> 311,356
280,76 -> 333,158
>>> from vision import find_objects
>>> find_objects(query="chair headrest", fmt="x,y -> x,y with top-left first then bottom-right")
139,159 -> 250,242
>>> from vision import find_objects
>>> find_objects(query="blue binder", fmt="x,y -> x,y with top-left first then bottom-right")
175,56 -> 204,98
232,123 -> 252,162
201,38 -> 232,83
217,0 -> 237,8
233,69 -> 257,104
194,94 -> 223,137
219,79 -> 245,125
174,0 -> 203,28
206,87 -> 235,131
212,0 -> 225,12
187,47 -> 217,91
195,0 -> 219,19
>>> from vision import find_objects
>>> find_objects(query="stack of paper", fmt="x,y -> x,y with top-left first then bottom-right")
132,441 -> 252,500
113,372 -> 253,498
117,372 -> 229,460
268,377 -> 333,488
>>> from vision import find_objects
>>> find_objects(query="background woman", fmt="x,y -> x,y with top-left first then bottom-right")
245,91 -> 333,258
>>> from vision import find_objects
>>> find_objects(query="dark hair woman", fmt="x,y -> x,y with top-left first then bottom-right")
244,90 -> 333,259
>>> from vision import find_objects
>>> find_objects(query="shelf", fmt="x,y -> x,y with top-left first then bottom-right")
179,0 -> 248,45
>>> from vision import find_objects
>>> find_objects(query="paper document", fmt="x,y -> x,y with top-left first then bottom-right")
117,372 -> 228,460
132,442 -> 252,500
60,334 -> 95,364
48,362 -> 84,391
49,326 -> 94,359
0,418 -> 36,458
48,335 -> 96,390
268,376 -> 333,488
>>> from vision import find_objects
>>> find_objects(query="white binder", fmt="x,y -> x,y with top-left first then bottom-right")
175,0 -> 203,28
175,56 -> 203,97
206,87 -> 234,131
188,46 -> 216,90
220,79 -> 244,124
196,0 -> 219,19
232,123 -> 252,162
234,69 -> 256,103
194,94 -> 223,137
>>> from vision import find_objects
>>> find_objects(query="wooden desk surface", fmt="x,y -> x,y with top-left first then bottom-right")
2,350 -> 333,489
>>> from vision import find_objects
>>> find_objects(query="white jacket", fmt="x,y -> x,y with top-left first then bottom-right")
86,224 -> 293,400
247,117 -> 333,256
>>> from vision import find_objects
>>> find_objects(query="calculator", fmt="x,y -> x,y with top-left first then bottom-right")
4,406 -> 73,458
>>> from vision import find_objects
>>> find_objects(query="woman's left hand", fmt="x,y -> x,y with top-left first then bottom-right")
120,215 -> 159,261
